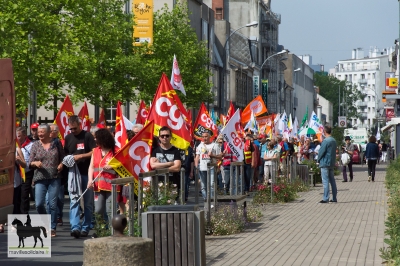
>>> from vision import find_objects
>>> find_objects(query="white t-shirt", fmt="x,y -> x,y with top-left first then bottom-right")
196,142 -> 221,171
264,149 -> 278,166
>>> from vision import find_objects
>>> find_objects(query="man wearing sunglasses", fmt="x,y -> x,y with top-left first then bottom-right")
150,126 -> 182,194
64,115 -> 96,238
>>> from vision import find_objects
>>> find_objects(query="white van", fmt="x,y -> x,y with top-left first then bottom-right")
343,128 -> 369,146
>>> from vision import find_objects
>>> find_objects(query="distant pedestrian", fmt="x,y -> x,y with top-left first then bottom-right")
317,125 -> 337,203
342,136 -> 354,182
365,136 -> 379,182
381,141 -> 388,163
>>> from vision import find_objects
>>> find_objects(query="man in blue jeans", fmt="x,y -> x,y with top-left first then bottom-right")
64,115 -> 96,238
317,125 -> 337,203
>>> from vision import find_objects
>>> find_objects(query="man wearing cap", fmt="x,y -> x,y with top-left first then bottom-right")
29,123 -> 39,141
342,136 -> 354,182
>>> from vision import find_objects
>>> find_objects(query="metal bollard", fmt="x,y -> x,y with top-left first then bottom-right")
180,168 -> 185,205
128,182 -> 135,236
195,167 -> 199,204
206,166 -> 211,225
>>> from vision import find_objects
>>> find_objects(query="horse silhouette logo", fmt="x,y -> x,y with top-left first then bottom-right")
8,214 -> 51,257
11,214 -> 47,248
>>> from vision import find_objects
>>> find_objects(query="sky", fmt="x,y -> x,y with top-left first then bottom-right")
272,0 -> 399,71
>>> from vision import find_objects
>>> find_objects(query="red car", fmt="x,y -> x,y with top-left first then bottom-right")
352,144 -> 362,164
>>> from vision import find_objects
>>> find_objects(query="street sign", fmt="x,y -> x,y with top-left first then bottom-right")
338,116 -> 347,128
253,76 -> 259,98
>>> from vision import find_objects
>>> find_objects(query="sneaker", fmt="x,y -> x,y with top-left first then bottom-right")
71,229 -> 81,239
80,231 -> 89,237
318,200 -> 328,204
329,200 -> 337,203
342,180 -> 348,182
368,176 -> 371,182
57,218 -> 63,226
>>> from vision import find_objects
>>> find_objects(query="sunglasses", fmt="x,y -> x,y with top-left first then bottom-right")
159,134 -> 170,139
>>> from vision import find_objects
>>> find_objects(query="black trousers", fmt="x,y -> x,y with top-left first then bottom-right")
13,185 -> 21,214
20,171 -> 34,214
367,159 -> 377,181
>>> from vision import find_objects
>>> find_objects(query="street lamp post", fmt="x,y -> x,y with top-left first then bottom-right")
221,21 -> 258,113
259,50 -> 288,112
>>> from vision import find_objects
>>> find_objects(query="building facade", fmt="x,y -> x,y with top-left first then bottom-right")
334,47 -> 394,129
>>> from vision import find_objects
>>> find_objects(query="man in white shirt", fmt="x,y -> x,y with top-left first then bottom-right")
195,132 -> 222,199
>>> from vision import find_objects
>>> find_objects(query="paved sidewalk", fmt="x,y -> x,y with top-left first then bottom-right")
206,163 -> 388,266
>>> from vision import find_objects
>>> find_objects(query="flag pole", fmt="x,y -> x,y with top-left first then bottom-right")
71,170 -> 105,206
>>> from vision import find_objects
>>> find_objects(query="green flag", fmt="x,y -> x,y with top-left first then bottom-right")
300,106 -> 308,129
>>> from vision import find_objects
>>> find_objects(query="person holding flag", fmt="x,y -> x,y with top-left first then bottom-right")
87,128 -> 119,225
16,127 -> 35,214
195,131 -> 223,200
14,141 -> 27,214
64,115 -> 97,239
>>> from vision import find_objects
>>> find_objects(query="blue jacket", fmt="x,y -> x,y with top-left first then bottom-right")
317,136 -> 337,168
365,142 -> 379,160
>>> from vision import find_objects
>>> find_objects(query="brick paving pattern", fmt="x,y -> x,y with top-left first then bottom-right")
206,163 -> 388,266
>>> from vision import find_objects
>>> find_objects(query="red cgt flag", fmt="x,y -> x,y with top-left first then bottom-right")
136,100 -> 149,125
193,103 -> 219,141
225,101 -> 235,125
107,121 -> 154,195
54,95 -> 75,140
115,101 -> 128,151
78,102 -> 91,132
147,73 -> 191,150
97,109 -> 106,128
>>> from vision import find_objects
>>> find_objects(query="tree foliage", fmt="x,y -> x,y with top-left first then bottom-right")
0,1 -> 212,113
134,3 -> 213,107
314,73 -> 365,127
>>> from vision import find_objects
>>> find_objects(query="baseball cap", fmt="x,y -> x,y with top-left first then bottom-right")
345,136 -> 351,141
258,134 -> 266,139
30,123 -> 39,129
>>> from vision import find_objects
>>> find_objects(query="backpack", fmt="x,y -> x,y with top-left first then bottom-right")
341,153 -> 350,166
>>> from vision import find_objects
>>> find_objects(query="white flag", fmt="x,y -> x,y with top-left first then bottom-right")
376,125 -> 381,141
220,109 -> 244,162
123,115 -> 133,130
170,54 -> 186,95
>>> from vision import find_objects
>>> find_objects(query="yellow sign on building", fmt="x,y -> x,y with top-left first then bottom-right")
133,0 -> 153,46
388,77 -> 398,88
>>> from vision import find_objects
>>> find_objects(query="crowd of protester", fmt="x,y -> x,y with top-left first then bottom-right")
9,115 -> 390,238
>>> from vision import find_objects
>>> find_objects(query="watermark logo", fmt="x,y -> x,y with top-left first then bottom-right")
7,214 -> 51,257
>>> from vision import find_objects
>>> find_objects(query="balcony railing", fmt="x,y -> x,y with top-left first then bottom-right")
357,101 -> 367,108
360,112 -> 368,120
358,79 -> 368,84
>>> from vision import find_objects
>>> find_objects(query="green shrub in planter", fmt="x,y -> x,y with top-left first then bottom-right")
380,158 -> 400,264
301,160 -> 322,183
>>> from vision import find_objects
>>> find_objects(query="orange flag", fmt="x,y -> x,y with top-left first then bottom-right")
226,101 -> 235,125
107,121 -> 154,195
147,73 -> 191,150
193,103 -> 219,141
241,95 -> 268,123
16,141 -> 26,182
54,95 -> 75,140
78,102 -> 91,132
115,101 -> 128,151
136,100 -> 149,125
97,109 -> 106,128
